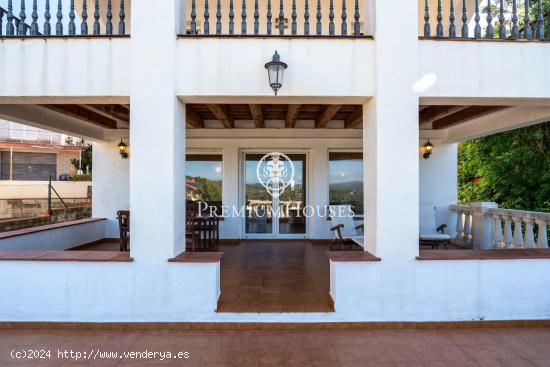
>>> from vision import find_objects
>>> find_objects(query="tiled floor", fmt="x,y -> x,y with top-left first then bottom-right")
0,327 -> 549,366
217,240 -> 332,313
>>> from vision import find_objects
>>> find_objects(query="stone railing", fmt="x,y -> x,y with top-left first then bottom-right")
449,204 -> 473,248
450,202 -> 550,250
488,208 -> 549,249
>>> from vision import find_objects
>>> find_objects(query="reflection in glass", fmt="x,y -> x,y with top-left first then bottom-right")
245,154 -> 273,234
328,152 -> 364,215
278,154 -> 306,234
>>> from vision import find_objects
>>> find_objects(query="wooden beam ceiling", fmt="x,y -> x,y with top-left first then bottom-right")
345,106 -> 363,128
285,104 -> 301,128
186,106 -> 204,128
206,104 -> 234,128
79,104 -> 129,126
41,104 -> 117,129
432,106 -> 507,130
420,105 -> 470,128
315,105 -> 342,128
249,104 -> 264,128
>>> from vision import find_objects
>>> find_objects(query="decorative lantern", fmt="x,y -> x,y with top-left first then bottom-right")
264,51 -> 288,96
117,139 -> 128,159
423,139 -> 434,159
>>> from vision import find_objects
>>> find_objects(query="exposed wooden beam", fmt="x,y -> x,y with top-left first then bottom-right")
285,104 -> 301,128
79,104 -> 129,126
420,105 -> 470,126
186,106 -> 204,128
249,104 -> 264,128
345,106 -> 363,128
206,104 -> 234,128
432,106 -> 508,130
315,105 -> 342,128
41,104 -> 117,129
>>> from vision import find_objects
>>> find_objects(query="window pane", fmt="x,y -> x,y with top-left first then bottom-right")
328,152 -> 363,215
186,155 -> 223,203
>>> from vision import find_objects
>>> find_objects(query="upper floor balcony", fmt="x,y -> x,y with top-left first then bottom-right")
0,0 -> 548,39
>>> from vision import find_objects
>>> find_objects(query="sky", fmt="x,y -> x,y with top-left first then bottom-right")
187,161 -> 222,181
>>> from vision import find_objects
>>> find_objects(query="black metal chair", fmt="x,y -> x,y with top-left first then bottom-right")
117,210 -> 130,252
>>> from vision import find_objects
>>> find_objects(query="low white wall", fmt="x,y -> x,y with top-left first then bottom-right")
0,261 -> 220,322
0,220 -> 105,251
330,259 -> 550,321
419,140 -> 458,235
0,181 -> 91,199
92,140 -> 129,238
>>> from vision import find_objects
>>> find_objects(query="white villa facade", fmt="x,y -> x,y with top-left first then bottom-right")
0,0 -> 550,323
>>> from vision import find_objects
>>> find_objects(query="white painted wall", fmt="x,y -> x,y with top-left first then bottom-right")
419,40 -> 550,99
0,261 -> 220,322
92,139 -> 129,238
177,38 -> 375,99
0,220 -> 105,251
330,259 -> 550,321
418,140 -> 458,236
0,38 -> 130,99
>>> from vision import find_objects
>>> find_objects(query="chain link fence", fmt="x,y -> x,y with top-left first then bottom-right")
0,181 -> 91,220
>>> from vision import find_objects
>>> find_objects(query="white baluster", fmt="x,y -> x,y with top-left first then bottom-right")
492,214 -> 503,248
536,220 -> 549,249
463,211 -> 472,244
512,217 -> 524,248
455,209 -> 464,241
523,218 -> 536,249
503,216 -> 513,249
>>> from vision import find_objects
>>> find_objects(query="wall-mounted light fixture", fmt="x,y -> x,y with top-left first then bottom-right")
264,51 -> 287,96
422,139 -> 433,159
117,139 -> 128,159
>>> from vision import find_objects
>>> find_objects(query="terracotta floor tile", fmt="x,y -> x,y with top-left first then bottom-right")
217,241 -> 332,313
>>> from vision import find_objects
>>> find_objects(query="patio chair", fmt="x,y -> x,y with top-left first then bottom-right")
329,205 -> 364,250
117,210 -> 130,252
419,203 -> 450,249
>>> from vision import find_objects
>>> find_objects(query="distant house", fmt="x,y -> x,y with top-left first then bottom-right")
0,120 -> 83,181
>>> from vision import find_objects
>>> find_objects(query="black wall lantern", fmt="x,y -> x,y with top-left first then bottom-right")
118,139 -> 129,159
423,139 -> 434,159
264,51 -> 287,96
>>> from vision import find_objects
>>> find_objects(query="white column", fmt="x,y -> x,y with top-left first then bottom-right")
221,145 -> 239,239
92,139 -> 130,238
419,140 -> 458,237
130,0 -> 185,262
363,0 -> 419,260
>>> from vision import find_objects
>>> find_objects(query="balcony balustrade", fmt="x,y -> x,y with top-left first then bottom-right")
450,203 -> 550,250
0,0 -> 128,36
183,0 -> 366,36
422,0 -> 548,40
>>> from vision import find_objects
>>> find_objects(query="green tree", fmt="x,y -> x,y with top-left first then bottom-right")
458,122 -> 550,212
70,143 -> 93,175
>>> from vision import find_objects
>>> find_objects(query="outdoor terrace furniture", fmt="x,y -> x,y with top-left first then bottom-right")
329,205 -> 364,250
117,210 -> 130,252
420,203 -> 450,249
186,212 -> 220,252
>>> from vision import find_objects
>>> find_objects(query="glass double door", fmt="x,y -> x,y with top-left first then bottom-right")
243,152 -> 307,238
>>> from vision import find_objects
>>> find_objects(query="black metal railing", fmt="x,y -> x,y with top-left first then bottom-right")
422,0 -> 548,40
185,0 -> 365,36
0,0 -> 127,36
